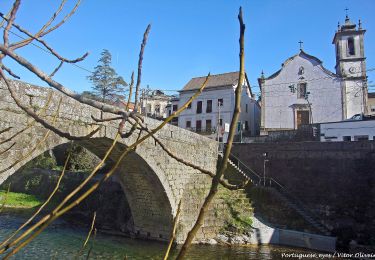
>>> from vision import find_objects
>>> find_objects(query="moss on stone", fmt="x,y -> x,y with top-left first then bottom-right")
217,187 -> 253,234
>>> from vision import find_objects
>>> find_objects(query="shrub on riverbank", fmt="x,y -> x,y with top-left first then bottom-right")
0,190 -> 42,208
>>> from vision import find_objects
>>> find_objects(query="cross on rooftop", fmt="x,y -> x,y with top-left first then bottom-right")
298,40 -> 303,50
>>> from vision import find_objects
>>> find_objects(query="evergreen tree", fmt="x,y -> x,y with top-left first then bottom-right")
87,49 -> 127,103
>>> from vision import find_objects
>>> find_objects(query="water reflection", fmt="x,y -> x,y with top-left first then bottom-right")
0,213 -> 314,259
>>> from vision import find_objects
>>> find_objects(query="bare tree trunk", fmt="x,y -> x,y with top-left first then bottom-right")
176,7 -> 246,259
134,24 -> 151,112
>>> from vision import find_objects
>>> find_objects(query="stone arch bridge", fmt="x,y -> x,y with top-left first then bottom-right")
0,80 -> 220,243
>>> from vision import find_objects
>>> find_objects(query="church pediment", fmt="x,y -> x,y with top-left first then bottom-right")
261,50 -> 338,82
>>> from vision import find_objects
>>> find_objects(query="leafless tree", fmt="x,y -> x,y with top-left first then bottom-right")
0,1 -> 249,259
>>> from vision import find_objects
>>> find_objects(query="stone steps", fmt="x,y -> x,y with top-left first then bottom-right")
220,153 -> 331,236
268,188 -> 330,235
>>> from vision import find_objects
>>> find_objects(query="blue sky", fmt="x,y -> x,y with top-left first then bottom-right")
1,0 -> 375,96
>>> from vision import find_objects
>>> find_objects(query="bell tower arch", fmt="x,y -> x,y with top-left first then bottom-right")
333,14 -> 367,118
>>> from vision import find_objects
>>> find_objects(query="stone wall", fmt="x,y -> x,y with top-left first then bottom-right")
231,141 -> 375,247
0,79 -> 222,243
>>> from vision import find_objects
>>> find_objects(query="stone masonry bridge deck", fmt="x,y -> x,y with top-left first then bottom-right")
0,80 -> 220,243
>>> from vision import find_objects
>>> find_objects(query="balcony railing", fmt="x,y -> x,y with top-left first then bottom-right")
186,127 -> 217,135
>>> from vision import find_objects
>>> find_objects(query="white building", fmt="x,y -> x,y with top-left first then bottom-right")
368,92 -> 375,115
320,118 -> 375,142
140,89 -> 173,119
259,15 -> 368,135
166,96 -> 179,126
177,71 -> 260,141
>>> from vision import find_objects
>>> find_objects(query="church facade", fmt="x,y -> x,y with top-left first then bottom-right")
259,15 -> 368,134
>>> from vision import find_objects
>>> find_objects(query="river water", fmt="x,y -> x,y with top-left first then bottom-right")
0,212 -> 315,259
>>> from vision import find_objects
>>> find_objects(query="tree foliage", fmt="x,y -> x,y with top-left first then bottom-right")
87,49 -> 127,102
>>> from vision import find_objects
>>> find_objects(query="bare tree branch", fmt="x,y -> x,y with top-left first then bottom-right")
49,61 -> 63,78
0,14 -> 89,63
0,133 -> 121,256
1,75 -> 209,256
8,0 -> 67,49
39,0 -> 81,37
176,8 -> 246,259
119,120 -> 138,139
0,45 -> 130,116
7,0 -> 81,51
0,96 -> 63,174
0,127 -> 12,136
83,212 -> 96,249
134,25 -> 151,112
91,115 -> 123,123
0,9 -> 11,28
38,0 -> 67,35
0,146 -> 71,249
0,92 -> 53,146
135,121 -> 246,190
76,211 -> 96,258
3,0 -> 20,47
0,71 -> 101,140
1,64 -> 20,79
126,71 -> 134,111
0,142 -> 15,156
164,200 -> 181,260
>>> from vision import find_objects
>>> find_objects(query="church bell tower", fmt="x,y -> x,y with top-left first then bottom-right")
333,14 -> 367,118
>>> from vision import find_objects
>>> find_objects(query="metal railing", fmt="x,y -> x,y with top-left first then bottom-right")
227,152 -> 262,183
259,176 -> 330,233
220,151 -> 331,234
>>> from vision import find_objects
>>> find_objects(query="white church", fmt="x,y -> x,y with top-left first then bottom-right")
259,15 -> 368,135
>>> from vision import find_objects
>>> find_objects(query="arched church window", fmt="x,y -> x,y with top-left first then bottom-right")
347,37 -> 355,56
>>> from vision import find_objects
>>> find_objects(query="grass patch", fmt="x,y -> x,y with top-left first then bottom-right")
218,187 -> 253,234
0,190 -> 42,208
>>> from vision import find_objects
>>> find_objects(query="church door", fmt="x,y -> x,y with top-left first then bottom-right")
297,110 -> 309,128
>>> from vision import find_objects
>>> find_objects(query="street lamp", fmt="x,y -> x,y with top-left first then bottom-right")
262,152 -> 268,186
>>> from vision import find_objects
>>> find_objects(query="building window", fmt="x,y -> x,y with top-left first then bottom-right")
218,98 -> 224,106
219,118 -> 223,126
347,37 -> 355,56
196,101 -> 202,114
343,136 -> 351,141
354,135 -> 368,141
146,103 -> 151,113
370,106 -> 375,112
297,83 -> 307,99
155,104 -> 160,114
196,120 -> 202,132
206,119 -> 212,131
206,100 -> 212,113
172,104 -> 178,111
171,117 -> 178,126
186,120 -> 191,128
245,121 -> 249,131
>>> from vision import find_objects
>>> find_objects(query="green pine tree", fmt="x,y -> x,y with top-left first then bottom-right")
87,49 -> 127,103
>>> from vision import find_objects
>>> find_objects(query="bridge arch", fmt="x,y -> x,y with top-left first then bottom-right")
1,135 -> 175,240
